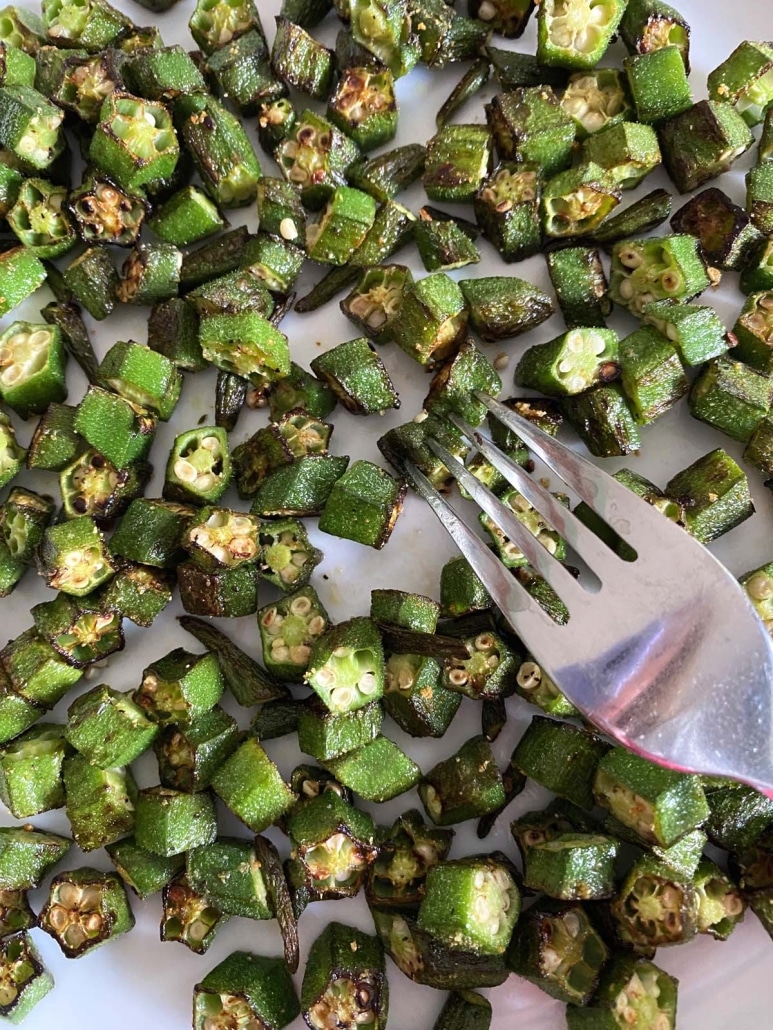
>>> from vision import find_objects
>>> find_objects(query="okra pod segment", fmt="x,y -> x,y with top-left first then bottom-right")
610,233 -> 710,316
708,41 -> 773,127
271,15 -> 334,99
619,325 -> 688,424
68,172 -> 146,247
135,647 -> 224,728
420,735 -> 506,826
0,320 -> 67,419
516,326 -> 620,397
62,246 -> 118,321
546,247 -> 611,328
318,460 -> 406,550
161,872 -> 229,954
670,187 -> 762,271
424,123 -> 492,205
536,0 -> 627,71
366,809 -> 452,909
288,791 -> 377,899
275,109 -> 360,210
0,825 -> 71,891
541,161 -> 621,238
659,99 -> 754,195
619,0 -> 690,69
105,838 -> 184,900
0,722 -> 70,818
7,177 -> 75,259
39,866 -> 134,958
0,246 -> 47,319
177,92 -> 261,208
188,0 -> 264,53
0,84 -> 64,169
90,91 -> 178,193
664,448 -> 754,544
611,853 -> 699,949
328,65 -> 397,151
306,618 -> 384,716
624,44 -> 692,124
211,738 -> 295,833
565,956 -> 678,1030
341,264 -> 413,345
33,592 -> 123,668
689,355 -> 773,443
164,426 -> 231,507
561,68 -> 632,138
302,922 -> 388,1030
193,951 -> 300,1030
346,143 -> 426,202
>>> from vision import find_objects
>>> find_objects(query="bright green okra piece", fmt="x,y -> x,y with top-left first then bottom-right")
318,461 -> 405,550
105,837 -> 184,900
643,300 -> 729,367
147,186 -> 224,247
302,922 -> 388,1030
297,699 -> 382,761
251,455 -> 349,518
740,561 -> 773,633
746,164 -> 773,235
117,241 -> 181,306
241,232 -> 304,294
560,67 -> 631,138
582,121 -> 661,191
257,96 -> 296,152
689,355 -> 773,442
7,177 -> 75,258
746,415 -> 773,476
610,234 -> 710,316
624,44 -> 692,124
90,92 -> 178,192
306,187 -> 377,266
212,738 -> 295,833
154,707 -> 238,793
594,746 -> 709,847
0,932 -> 52,1021
26,403 -> 82,472
708,41 -> 773,127
194,951 -> 300,1030
135,648 -> 224,728
98,340 -> 182,422
565,956 -> 678,1030
371,588 -> 440,633
513,717 -> 609,810
207,29 -> 285,117
619,325 -> 688,424
323,735 -> 421,802
148,298 -> 205,372
0,84 -> 63,168
515,326 -> 620,397
0,825 -> 70,891
62,246 -> 118,320
96,564 -> 174,629
0,679 -> 44,746
164,426 -> 231,506
659,99 -> 754,194
541,162 -> 621,238
39,866 -> 134,959
562,383 -> 641,458
305,617 -> 384,715
664,448 -> 754,544
424,338 -> 500,426
523,832 -> 619,900
0,7 -> 45,53
0,414 -> 24,494
199,311 -> 290,387
74,386 -> 156,470
487,88 -> 574,177
424,123 -> 492,204
0,246 -> 46,319
693,857 -> 745,940
546,247 -> 611,329
256,176 -> 305,242
391,273 -> 468,368
271,15 -> 334,99
134,786 -> 217,858
177,93 -> 260,208
63,754 -> 136,852
0,723 -> 70,818
537,0 -> 626,70
439,556 -> 493,619
275,109 -> 360,210
41,0 -> 130,49
420,736 -> 505,826
188,0 -> 264,52
328,66 -> 397,151
1,628 -> 82,708
65,684 -> 158,769
0,321 -> 67,419
39,516 -> 116,597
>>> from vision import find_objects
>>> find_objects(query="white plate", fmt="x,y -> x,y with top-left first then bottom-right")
6,0 -> 773,1027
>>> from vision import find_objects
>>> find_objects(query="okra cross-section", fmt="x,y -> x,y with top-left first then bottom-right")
183,506 -> 260,570
194,952 -> 300,1030
0,932 -> 53,1022
259,586 -> 330,681
610,234 -> 710,316
302,922 -> 388,1030
39,867 -> 135,958
136,648 -> 224,727
366,809 -> 452,908
516,327 -> 619,397
305,617 -> 384,714
0,723 -> 70,819
0,320 -> 67,419
541,162 -> 621,238
560,68 -> 632,137
40,516 -> 115,596
537,0 -> 626,70
565,956 -> 678,1030
474,161 -> 542,262
611,854 -> 699,949
161,873 -> 229,954
200,311 -> 290,387
275,110 -> 360,210
90,92 -> 178,193
420,736 -> 506,825
327,66 -> 397,151
164,427 -> 231,506
288,791 -> 377,899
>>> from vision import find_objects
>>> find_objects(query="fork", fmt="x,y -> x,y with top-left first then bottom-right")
404,392 -> 773,795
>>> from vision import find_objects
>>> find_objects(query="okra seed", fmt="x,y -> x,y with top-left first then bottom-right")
174,459 -> 198,483
0,985 -> 16,1006
661,271 -> 682,293
316,666 -> 336,688
63,924 -> 87,950
424,785 -> 442,817
291,645 -> 311,663
48,905 -> 68,931
747,573 -> 773,600
474,870 -> 486,889
358,672 -> 377,694
272,646 -> 290,661
279,217 -> 298,240
448,669 -> 469,687
290,596 -> 313,616
308,616 -> 327,635
478,0 -> 496,19
563,911 -> 581,937
330,686 -> 352,709
624,1007 -> 638,1024
543,946 -> 562,974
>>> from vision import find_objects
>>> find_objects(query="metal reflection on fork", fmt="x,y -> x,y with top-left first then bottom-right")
404,392 -> 773,794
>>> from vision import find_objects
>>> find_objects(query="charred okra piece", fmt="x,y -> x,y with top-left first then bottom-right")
311,337 -> 398,415
199,312 -> 290,387
98,340 -> 181,421
271,17 -> 332,100
582,121 -> 661,191
0,723 -> 69,818
288,791 -> 377,899
59,448 -> 150,522
689,355 -> 773,442
442,623 -> 519,699
0,246 -> 46,319
378,414 -> 468,490
424,124 -> 492,205
664,448 -> 753,543
366,809 -> 452,908
62,246 -> 118,321
193,952 -> 300,1030
1,628 -> 82,708
536,0 -> 626,70
420,736 -> 505,826
670,187 -> 761,271
302,922 -> 387,1030
297,699 -> 383,762
0,320 -> 67,419
0,84 -> 63,168
384,649 -> 459,739
251,455 -> 349,518
328,66 -> 396,151
341,265 -> 413,345
179,225 -> 250,289
704,782 -> 773,851
182,506 -> 260,572
275,109 -> 360,210
117,241 -> 181,306
391,273 -> 468,368
594,747 -> 709,847
0,932 -> 52,1020
96,564 -> 174,629
0,825 -> 70,891
206,30 -> 285,116
546,247 -> 611,328
643,300 -> 729,367
256,518 -> 321,593
211,738 -> 295,832
515,327 -> 620,397
486,88 -> 574,177
350,0 -> 416,77
560,68 -> 631,137
256,176 -> 305,243
624,45 -> 692,124
741,236 -> 773,295
26,403 -> 82,472
188,0 -> 263,52
90,92 -> 178,192
418,854 -> 520,955
708,41 -> 773,126
39,867 -> 134,958
565,956 -> 677,1030
109,498 -> 192,568
136,648 -> 224,727
268,363 -> 336,421
513,655 -> 578,717
177,93 -> 260,208
347,143 -> 426,202
7,177 -> 75,259
306,617 -> 384,714
161,873 -> 228,954
415,215 -> 481,273
39,516 -> 116,596
318,461 -> 405,549
747,164 -> 773,234
507,901 -> 608,1005
155,707 -> 238,794
513,717 -> 609,810
0,889 -> 36,937
610,234 -> 710,316
148,298 -> 205,372
65,684 -> 157,769
619,0 -> 690,67
611,854 -> 699,949
75,386 -> 156,468
68,173 -> 146,247
474,161 -> 541,262
105,838 -> 184,900
164,426 -> 231,506
659,100 -> 754,194
424,339 -> 501,426
187,269 -> 274,320
322,736 -> 421,802
63,754 -> 136,852
619,325 -> 688,424
259,586 -> 330,682
541,163 -> 621,239
522,832 -> 619,900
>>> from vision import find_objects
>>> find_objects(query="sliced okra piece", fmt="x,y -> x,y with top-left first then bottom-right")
423,338 -> 501,427
71,395 -> 154,487
105,838 -> 183,900
7,177 -> 75,259
594,746 -> 709,847
610,234 -> 710,316
371,589 -> 439,634
61,246 -> 118,321
42,0 -> 131,49
619,325 -> 688,424
643,300 -> 729,367
181,553 -> 257,615
443,624 -> 519,700
610,854 -> 699,950
268,362 -> 336,422
664,448 -> 753,543
39,516 -> 116,598
297,699 -> 382,762
188,0 -> 263,52
207,30 -> 285,116
257,96 -> 296,153
536,0 -> 625,69
0,628 -> 82,709
241,232 -> 304,294
63,754 -> 136,852
0,889 -> 35,937
275,108 -> 360,211
187,268 -> 274,320
512,654 -> 578,717
0,723 -> 69,818
288,791 -> 377,899
177,93 -> 260,208
731,828 -> 773,936
623,44 -> 691,124
251,454 -> 350,518
0,825 -> 70,891
619,0 -> 690,66
692,857 -> 745,940
179,225 -> 250,289
431,14 -> 493,68
290,765 -> 351,811
232,426 -> 295,499
68,173 -> 145,247
485,44 -> 567,90
415,215 -> 481,273
26,403 -> 82,474
0,320 -> 66,419
418,854 -> 520,956
0,932 -> 52,1020
541,162 -> 621,239
0,246 -> 46,319
562,383 -> 641,458
420,736 -> 505,827
0,7 -> 45,52
318,461 -> 405,550
432,991 -> 491,1030
560,68 -> 631,139
259,586 -> 330,683
689,355 -> 773,442
436,57 -> 490,130
117,241 -> 181,306
752,408 -> 773,473
486,88 -> 575,177
164,426 -> 231,506
760,106 -> 773,164
351,0 -> 417,77
271,15 -> 334,99
65,684 -> 157,769
708,40 -> 773,127
302,922 -> 387,1030
384,652 -> 460,738
439,556 -> 493,618
89,92 -> 178,193
305,617 -> 384,716
146,186 -> 224,248
515,327 -> 619,397
546,247 -> 611,329
0,417 -> 24,492
32,592 -> 123,668
41,48 -> 123,124
476,160 -> 542,262
120,43 -> 205,102
306,187 -> 377,267
507,901 -> 608,1006
0,680 -> 44,746
704,782 -> 773,851
194,951 -> 299,1030
740,561 -> 773,633
423,123 -> 492,206
741,235 -> 773,295
582,121 -> 661,192
747,164 -> 773,235
99,342 -> 181,423
0,84 -> 63,169
134,786 -> 217,858
367,809 -> 452,909
39,866 -> 134,960
346,143 -> 426,202
513,717 -> 609,811
147,297 -> 204,372
182,506 -> 260,572
565,956 -> 677,1029
392,273 -> 468,368
199,311 -> 289,386
0,160 -> 22,219
256,176 -> 305,243
212,738 -> 295,833
378,414 -> 468,490
671,186 -> 761,271
322,736 -> 421,803
659,96 -> 753,187
155,708 -> 238,794
591,188 -> 674,248
341,265 -> 412,345
109,498 -> 192,568
0,488 -> 53,566
97,563 -> 173,628
136,647 -> 224,728
523,832 -> 619,900
162,872 -> 228,954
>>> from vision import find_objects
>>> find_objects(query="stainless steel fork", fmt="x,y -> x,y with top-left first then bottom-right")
405,392 -> 773,794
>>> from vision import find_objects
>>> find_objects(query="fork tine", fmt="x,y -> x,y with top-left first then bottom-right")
475,393 -> 689,552
403,462 -> 557,641
448,414 -> 628,581
425,436 -> 587,609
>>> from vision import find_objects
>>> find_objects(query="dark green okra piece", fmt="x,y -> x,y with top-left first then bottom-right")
288,791 -> 377,900
311,336 -> 398,415
318,460 -> 405,550
7,177 -> 75,259
619,325 -> 688,424
1,488 -> 53,565
134,786 -> 217,858
275,109 -> 360,210
207,30 -> 285,116
161,872 -> 229,954
415,215 -> 481,273
68,172 -> 146,247
546,247 -> 611,329
188,0 -> 264,52
515,326 -> 620,397
347,143 -> 426,202
486,45 -> 568,90
0,723 -> 69,818
594,189 -> 676,247
418,854 -> 520,956
187,268 -> 274,320
0,414 -> 25,494
391,272 -> 468,368
439,556 -> 493,618
251,455 -> 350,518
442,624 -> 519,699
594,746 -> 709,847
513,717 -> 610,811
147,185 -> 224,247
611,853 -> 699,949
148,298 -> 205,372
474,161 -> 542,262
105,838 -> 184,900
541,162 -> 621,239
624,44 -> 692,124
423,338 -> 500,426
619,0 -> 690,67
664,448 -> 753,544
65,684 -> 158,769
179,225 -> 250,289
63,754 -> 136,852
708,40 -> 773,126
436,57 -> 490,130
419,736 -> 505,826
212,738 -> 295,832
322,736 -> 421,803
241,232 -> 304,294
383,649 -> 460,739
117,241 -> 181,306
164,426 -> 231,506
39,867 -> 134,959
0,825 -> 70,891
96,564 -> 174,630
109,498 -> 192,568
643,300 -> 729,367
341,264 -> 413,345
506,901 -> 608,1006
297,699 -> 382,762
257,96 -> 296,153
268,363 -> 336,422
486,88 -> 575,177
61,247 -> 117,321
670,186 -> 762,271
0,679 -> 45,747
536,0 -> 625,70
747,164 -> 773,235
155,708 -> 238,793
302,922 -> 388,1030
256,176 -> 305,242
741,236 -> 773,295
562,383 -> 641,458
371,589 -> 440,634
378,414 -> 467,491
89,91 -> 178,192
366,809 -> 452,909
523,831 -> 619,900
135,648 -> 224,727
75,385 -> 156,468
659,100 -> 754,194
423,123 -> 492,205
431,990 -> 491,1030
177,93 -> 260,208
39,516 -> 116,597
582,121 -> 661,192
565,956 -> 678,1030
512,655 -> 578,717
351,0 -> 417,77
745,414 -> 773,476
610,233 -> 710,316
121,43 -> 206,101
193,951 -> 300,1030
0,246 -> 47,319
0,889 -> 36,938
689,355 -> 773,442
